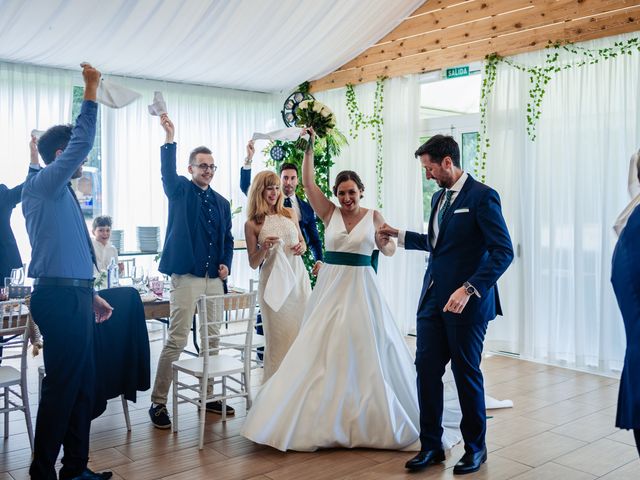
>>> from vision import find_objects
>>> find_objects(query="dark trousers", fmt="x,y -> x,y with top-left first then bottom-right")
29,286 -> 96,480
416,289 -> 488,454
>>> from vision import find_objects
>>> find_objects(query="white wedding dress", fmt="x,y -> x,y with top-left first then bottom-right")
257,214 -> 311,381
242,208 -> 463,451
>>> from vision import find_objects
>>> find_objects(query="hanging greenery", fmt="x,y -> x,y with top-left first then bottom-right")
478,37 -> 640,183
345,76 -> 387,208
263,129 -> 348,285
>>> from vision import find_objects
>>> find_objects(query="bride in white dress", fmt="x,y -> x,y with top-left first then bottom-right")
242,128 -> 462,451
245,171 -> 311,381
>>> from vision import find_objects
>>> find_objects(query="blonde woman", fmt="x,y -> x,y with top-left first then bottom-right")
245,171 -> 311,381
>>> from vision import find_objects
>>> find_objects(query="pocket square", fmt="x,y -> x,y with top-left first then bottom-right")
454,208 -> 470,214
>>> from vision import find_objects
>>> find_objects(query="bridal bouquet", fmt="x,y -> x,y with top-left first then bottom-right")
295,100 -> 336,138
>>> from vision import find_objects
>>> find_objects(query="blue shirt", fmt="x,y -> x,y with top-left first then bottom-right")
22,100 -> 98,280
190,183 -> 222,278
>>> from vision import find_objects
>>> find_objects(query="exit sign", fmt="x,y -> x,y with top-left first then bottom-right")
445,66 -> 469,79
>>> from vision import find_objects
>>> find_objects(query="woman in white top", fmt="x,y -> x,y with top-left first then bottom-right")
245,171 -> 312,381
91,215 -> 118,272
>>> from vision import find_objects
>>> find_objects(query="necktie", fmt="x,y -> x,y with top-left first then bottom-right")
437,190 -> 454,227
68,184 -> 99,271
284,197 -> 292,208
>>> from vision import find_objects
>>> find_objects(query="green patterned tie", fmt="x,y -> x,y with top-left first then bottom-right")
437,190 -> 454,227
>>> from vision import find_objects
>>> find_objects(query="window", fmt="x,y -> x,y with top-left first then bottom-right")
71,85 -> 102,219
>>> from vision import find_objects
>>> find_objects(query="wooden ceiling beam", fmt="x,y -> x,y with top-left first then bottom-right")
309,6 -> 640,92
340,0 -> 632,71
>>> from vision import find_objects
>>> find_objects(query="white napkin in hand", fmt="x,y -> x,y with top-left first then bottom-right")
263,240 -> 296,312
148,91 -> 167,116
252,127 -> 302,142
31,129 -> 46,139
96,78 -> 141,108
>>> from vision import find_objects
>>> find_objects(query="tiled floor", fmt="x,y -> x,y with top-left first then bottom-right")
1,330 -> 637,479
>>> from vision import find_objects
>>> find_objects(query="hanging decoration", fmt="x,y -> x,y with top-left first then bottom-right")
345,76 -> 386,208
478,37 -> 640,183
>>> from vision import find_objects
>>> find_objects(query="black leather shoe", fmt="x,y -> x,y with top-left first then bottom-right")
453,447 -> 487,475
404,449 -> 446,471
70,469 -> 113,479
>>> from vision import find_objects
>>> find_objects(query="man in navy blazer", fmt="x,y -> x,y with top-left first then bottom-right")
381,135 -> 513,475
149,114 -> 235,429
241,140 -> 323,274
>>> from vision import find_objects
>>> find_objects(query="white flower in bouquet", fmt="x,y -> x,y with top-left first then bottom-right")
311,101 -> 323,113
297,100 -> 310,110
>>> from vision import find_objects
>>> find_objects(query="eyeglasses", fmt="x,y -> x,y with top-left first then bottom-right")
193,163 -> 218,172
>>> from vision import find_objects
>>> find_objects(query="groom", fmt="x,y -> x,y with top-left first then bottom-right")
380,135 -> 513,475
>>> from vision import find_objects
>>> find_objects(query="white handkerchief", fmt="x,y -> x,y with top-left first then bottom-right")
31,129 -> 46,139
263,241 -> 296,312
252,127 -> 302,142
148,91 -> 167,116
96,79 -> 141,109
454,208 -> 469,214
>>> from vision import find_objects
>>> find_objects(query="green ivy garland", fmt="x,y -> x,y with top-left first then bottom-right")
345,76 -> 387,207
478,37 -> 640,183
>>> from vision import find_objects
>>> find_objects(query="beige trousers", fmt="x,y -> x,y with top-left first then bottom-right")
151,273 -> 224,405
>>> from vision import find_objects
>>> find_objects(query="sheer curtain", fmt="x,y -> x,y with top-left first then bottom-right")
484,32 -> 640,373
316,75 -> 424,333
101,75 -> 279,288
0,62 -> 73,267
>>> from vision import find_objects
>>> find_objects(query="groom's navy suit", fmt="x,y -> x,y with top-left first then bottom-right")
404,174 -> 513,453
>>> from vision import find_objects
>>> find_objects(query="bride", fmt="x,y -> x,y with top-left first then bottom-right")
241,128 -> 462,451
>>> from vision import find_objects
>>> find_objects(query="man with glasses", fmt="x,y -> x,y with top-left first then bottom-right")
149,113 -> 234,429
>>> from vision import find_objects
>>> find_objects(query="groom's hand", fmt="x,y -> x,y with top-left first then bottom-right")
378,223 -> 399,238
443,286 -> 471,314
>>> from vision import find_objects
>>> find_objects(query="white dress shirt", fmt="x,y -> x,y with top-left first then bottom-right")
286,195 -> 302,221
92,238 -> 118,273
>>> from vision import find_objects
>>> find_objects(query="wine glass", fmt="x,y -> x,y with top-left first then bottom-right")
132,266 -> 147,292
10,267 -> 24,286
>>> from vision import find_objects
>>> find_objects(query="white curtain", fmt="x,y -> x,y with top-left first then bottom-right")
0,62 -> 73,267
101,75 -> 279,287
316,75 -> 424,334
484,32 -> 640,373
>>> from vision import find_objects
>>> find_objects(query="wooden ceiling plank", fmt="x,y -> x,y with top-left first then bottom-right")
377,0 -> 535,44
340,0 -> 637,70
310,9 -> 640,91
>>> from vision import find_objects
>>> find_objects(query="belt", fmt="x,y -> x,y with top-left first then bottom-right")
34,277 -> 94,288
324,250 -> 379,273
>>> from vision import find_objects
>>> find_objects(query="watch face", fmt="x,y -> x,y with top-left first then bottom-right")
466,286 -> 475,295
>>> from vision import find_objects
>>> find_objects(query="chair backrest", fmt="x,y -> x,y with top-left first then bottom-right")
119,258 -> 136,278
0,299 -> 29,368
196,292 -> 257,375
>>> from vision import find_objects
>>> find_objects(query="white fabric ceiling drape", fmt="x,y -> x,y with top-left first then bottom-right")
0,0 -> 424,92
316,75 -> 424,334
484,32 -> 640,374
0,61 -> 73,267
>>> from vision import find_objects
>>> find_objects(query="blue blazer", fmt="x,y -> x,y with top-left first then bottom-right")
611,205 -> 640,429
405,175 -> 513,324
159,144 -> 234,276
0,183 -> 23,280
240,167 -> 323,261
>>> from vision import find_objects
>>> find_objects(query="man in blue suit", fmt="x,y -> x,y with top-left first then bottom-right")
241,140 -> 323,273
380,135 -> 513,475
149,114 -> 235,429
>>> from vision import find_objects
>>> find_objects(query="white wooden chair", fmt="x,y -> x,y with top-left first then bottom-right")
0,300 -> 34,450
219,280 -> 264,368
171,292 -> 256,449
37,365 -> 132,431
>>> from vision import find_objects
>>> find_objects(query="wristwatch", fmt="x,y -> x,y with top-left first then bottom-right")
463,281 -> 478,296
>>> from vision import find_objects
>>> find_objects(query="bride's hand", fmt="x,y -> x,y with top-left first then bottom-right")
376,228 -> 391,247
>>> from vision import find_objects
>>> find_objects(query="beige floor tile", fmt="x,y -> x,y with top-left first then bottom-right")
598,458 -> 640,479
492,431 -> 586,467
522,399 -> 602,426
553,438 -> 639,476
509,461 -> 596,480
550,412 -> 618,443
487,416 -> 555,446
606,428 -> 638,447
